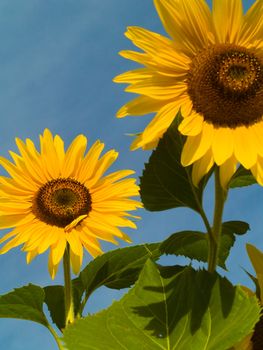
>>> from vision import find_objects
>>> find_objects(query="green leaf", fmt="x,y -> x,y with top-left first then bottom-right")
44,286 -> 65,330
222,221 -> 250,236
140,112 -> 211,213
0,284 -> 48,327
218,231 -> 235,269
229,166 -> 257,188
160,230 -> 209,262
160,221 -> 249,269
242,268 -> 260,299
246,244 -> 263,302
160,230 -> 234,269
62,261 -> 260,350
79,243 -> 161,295
45,244 -> 160,322
44,281 -> 86,330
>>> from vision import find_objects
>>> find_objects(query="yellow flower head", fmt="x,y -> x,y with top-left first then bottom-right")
114,0 -> 263,187
0,129 -> 141,278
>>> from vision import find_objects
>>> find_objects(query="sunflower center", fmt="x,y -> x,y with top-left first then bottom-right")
228,65 -> 247,79
187,44 -> 263,127
33,178 -> 92,227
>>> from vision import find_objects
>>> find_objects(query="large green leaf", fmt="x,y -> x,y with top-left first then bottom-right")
62,261 -> 260,350
44,285 -> 65,330
160,221 -> 250,269
0,284 -> 48,327
140,113 -> 211,212
79,243 -> 160,295
229,166 -> 257,188
45,244 -> 160,322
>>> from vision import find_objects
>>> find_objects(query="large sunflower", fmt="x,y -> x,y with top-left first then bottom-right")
0,129 -> 141,278
114,0 -> 263,187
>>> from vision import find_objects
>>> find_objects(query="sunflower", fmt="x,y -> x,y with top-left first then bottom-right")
0,129 -> 141,278
114,0 -> 263,188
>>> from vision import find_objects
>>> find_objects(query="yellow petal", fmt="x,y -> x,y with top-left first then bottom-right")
93,198 -> 142,212
0,176 -> 33,196
240,0 -> 263,47
114,68 -> 154,84
125,26 -> 190,71
61,135 -> 87,178
192,149 -> 214,187
178,113 -> 203,136
125,78 -> 186,100
251,122 -> 263,157
139,101 -> 183,148
65,230 -> 82,256
154,0 -> 213,54
64,215 -> 88,233
15,138 -> 46,184
77,140 -> 104,183
212,127 -> 234,165
0,213 -> 35,229
80,226 -> 118,245
95,170 -> 135,187
0,229 -> 17,244
51,237 -> 67,265
212,0 -> 243,44
40,129 -> 61,178
233,127 -> 257,169
219,155 -> 237,189
116,96 -> 166,118
0,157 -> 38,191
181,122 -> 214,166
119,50 -> 151,66
53,135 -> 65,172
81,239 -> 103,258
250,157 -> 263,186
70,247 -> 83,275
130,133 -> 159,151
48,251 -> 59,280
86,150 -> 118,188
26,249 -> 38,264
84,214 -> 128,240
37,227 -> 60,254
180,98 -> 193,118
92,179 -> 139,201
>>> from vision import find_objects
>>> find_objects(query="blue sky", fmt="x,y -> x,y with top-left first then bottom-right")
0,0 -> 260,349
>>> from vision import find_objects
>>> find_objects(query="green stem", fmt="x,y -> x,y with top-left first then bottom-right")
47,324 -> 65,350
186,168 -> 214,241
208,167 -> 227,273
63,244 -> 75,326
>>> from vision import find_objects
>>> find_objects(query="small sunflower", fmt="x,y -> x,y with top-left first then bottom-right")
114,0 -> 263,187
0,129 -> 141,278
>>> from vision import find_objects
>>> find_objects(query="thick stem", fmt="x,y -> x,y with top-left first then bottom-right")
208,167 -> 227,273
63,244 -> 75,326
47,324 -> 65,350
186,167 -> 214,241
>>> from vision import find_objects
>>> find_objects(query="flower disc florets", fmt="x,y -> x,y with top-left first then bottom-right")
33,178 -> 92,227
187,44 -> 263,128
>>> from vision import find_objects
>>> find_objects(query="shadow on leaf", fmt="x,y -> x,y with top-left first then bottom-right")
132,265 -> 236,337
